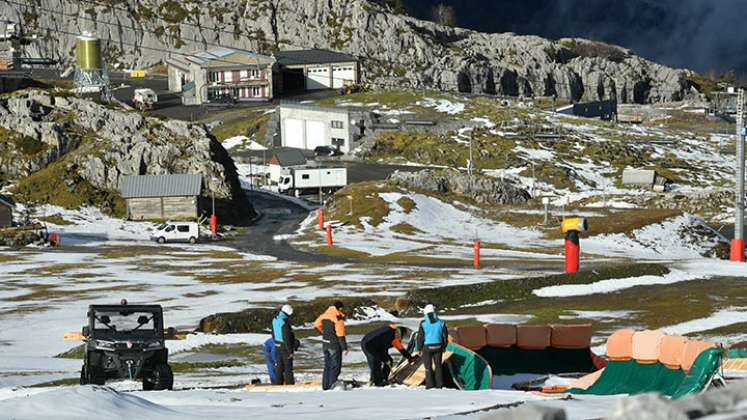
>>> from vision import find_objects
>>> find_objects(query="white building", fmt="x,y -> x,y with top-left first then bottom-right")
166,47 -> 275,105
279,102 -> 362,154
268,148 -> 308,184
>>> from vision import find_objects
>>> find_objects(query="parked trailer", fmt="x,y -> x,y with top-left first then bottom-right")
278,167 -> 347,196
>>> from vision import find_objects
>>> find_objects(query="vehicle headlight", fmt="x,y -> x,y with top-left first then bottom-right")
94,340 -> 115,350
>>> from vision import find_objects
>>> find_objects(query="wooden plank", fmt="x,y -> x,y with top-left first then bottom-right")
244,380 -> 322,392
402,351 -> 454,387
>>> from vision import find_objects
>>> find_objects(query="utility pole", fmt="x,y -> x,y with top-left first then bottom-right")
732,88 -> 746,262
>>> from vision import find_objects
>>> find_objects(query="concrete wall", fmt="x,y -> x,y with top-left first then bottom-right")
279,105 -> 354,153
0,205 -> 11,227
167,65 -> 188,93
126,196 -> 197,220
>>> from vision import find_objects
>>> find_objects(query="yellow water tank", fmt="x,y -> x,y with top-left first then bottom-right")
75,34 -> 102,70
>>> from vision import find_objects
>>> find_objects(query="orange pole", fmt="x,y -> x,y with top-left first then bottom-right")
318,208 -> 324,230
326,224 -> 333,247
210,214 -> 218,236
731,239 -> 746,262
473,240 -> 480,269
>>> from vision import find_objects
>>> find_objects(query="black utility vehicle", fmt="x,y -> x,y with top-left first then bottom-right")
79,304 -> 174,390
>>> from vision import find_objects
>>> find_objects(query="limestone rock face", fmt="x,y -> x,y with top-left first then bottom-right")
0,90 -> 253,222
6,0 -> 693,103
389,169 -> 531,205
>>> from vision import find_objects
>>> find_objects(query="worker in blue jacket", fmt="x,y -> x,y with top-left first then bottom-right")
272,304 -> 296,385
416,304 -> 448,389
262,337 -> 278,384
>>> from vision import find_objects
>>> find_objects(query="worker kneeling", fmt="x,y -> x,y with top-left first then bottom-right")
417,304 -> 448,389
272,304 -> 296,385
361,324 -> 413,386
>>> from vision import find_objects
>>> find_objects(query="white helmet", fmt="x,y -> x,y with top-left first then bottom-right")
423,304 -> 435,314
281,304 -> 293,316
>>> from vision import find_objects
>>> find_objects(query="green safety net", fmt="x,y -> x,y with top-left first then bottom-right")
445,342 -> 493,390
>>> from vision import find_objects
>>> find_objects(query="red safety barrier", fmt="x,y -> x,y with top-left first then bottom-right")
210,214 -> 218,236
474,240 -> 481,269
318,208 -> 324,230
565,231 -> 580,273
326,224 -> 333,247
731,239 -> 745,262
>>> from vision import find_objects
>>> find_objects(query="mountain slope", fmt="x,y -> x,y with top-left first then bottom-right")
8,0 -> 692,103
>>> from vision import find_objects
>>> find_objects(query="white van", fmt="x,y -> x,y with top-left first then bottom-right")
150,222 -> 199,244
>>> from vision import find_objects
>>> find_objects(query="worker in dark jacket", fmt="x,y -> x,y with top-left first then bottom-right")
272,304 -> 296,385
361,324 -> 413,386
417,304 -> 448,389
314,300 -> 347,390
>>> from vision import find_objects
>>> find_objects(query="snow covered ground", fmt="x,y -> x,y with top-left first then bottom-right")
0,385 -> 621,420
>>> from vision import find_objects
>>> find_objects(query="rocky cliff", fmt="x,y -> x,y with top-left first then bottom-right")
9,0 -> 693,103
0,90 -> 254,222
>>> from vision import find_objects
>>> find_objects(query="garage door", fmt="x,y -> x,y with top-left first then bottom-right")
305,120 -> 327,150
307,67 -> 331,89
283,118 -> 305,149
332,66 -> 355,89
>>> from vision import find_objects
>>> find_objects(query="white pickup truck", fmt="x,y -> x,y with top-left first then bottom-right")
278,167 -> 348,196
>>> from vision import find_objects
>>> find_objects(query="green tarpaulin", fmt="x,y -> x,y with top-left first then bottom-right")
571,348 -> 720,399
445,342 -> 493,390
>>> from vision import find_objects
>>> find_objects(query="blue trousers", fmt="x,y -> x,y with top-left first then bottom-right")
262,338 -> 278,384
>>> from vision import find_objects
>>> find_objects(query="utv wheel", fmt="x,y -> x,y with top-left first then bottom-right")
80,365 -> 88,385
188,237 -> 197,244
87,365 -> 106,385
157,237 -> 166,244
151,364 -> 173,390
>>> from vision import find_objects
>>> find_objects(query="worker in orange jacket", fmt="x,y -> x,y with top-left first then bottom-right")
314,300 -> 347,390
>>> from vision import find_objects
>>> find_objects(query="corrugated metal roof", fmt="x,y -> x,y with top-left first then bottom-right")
185,47 -> 275,67
120,174 -> 203,199
276,49 -> 357,66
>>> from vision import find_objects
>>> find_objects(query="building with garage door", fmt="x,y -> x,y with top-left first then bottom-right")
279,102 -> 368,154
166,47 -> 275,105
275,49 -> 359,92
120,174 -> 202,221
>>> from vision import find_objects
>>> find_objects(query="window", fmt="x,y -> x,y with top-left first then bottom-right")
252,86 -> 261,97
208,72 -> 218,83
331,120 -> 344,129
301,174 -> 310,180
177,225 -> 190,233
165,225 -> 175,232
251,69 -> 260,79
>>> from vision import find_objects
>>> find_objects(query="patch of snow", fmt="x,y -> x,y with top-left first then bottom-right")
419,97 -> 465,115
168,333 -> 269,354
661,308 -> 747,336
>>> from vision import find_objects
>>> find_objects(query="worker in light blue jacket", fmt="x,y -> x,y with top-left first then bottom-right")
416,304 -> 448,389
271,304 -> 296,385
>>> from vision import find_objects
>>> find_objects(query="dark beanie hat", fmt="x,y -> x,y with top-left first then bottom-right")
334,300 -> 344,309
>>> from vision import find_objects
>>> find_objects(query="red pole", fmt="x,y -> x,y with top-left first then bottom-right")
210,214 -> 218,236
326,224 -> 333,247
318,208 -> 324,230
565,231 -> 580,273
473,240 -> 481,269
731,239 -> 745,262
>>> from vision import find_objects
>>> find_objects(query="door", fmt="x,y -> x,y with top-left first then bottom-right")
305,120 -> 326,150
307,67 -> 331,89
332,66 -> 355,89
283,118 -> 305,149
